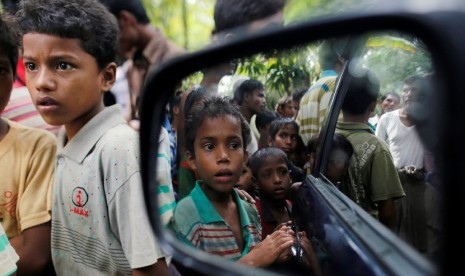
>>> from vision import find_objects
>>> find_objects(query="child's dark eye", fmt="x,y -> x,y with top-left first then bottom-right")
25,62 -> 37,71
229,142 -> 241,149
202,143 -> 215,151
278,168 -> 290,177
57,62 -> 73,71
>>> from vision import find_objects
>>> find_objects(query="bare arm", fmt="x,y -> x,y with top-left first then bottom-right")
377,198 -> 397,231
9,222 -> 52,275
132,258 -> 169,276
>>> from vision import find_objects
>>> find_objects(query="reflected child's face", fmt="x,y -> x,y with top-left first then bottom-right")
235,166 -> 255,195
326,149 -> 350,183
257,156 -> 291,200
0,48 -> 14,113
188,115 -> 247,194
270,124 -> 298,155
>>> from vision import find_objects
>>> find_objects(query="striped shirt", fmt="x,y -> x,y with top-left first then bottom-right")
155,126 -> 177,225
296,70 -> 338,144
170,182 -> 262,261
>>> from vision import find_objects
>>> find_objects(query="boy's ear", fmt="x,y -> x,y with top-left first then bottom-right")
243,150 -> 249,166
101,62 -> 117,92
267,135 -> 273,147
186,150 -> 197,171
119,10 -> 138,27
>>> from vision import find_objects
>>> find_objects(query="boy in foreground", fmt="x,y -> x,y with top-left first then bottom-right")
17,0 -> 169,274
170,97 -> 294,267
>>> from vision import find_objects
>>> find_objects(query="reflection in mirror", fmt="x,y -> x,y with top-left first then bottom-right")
155,31 -> 439,274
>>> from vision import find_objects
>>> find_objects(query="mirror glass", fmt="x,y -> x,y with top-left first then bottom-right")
149,31 -> 439,275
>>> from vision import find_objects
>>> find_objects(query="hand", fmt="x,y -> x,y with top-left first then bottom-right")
238,225 -> 294,267
235,188 -> 255,204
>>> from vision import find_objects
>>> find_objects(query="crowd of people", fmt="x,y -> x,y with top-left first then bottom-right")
0,0 -> 440,275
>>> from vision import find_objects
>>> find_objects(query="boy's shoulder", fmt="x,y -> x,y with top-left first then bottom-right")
173,194 -> 198,218
4,118 -> 57,147
172,194 -> 200,233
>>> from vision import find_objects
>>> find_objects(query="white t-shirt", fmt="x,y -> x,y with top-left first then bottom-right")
376,109 -> 424,169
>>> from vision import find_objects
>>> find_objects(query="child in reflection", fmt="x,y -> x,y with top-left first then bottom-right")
268,117 -> 305,182
306,133 -> 353,185
235,160 -> 258,199
250,147 -> 293,239
170,96 -> 295,268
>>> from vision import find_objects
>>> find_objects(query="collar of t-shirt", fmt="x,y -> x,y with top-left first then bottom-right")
191,181 -> 251,228
320,69 -> 338,78
57,105 -> 127,163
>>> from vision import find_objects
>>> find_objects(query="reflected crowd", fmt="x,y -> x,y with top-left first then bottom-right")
0,0 -> 440,275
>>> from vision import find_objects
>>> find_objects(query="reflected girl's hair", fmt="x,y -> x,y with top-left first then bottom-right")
183,85 -> 208,121
249,147 -> 289,179
185,96 -> 250,157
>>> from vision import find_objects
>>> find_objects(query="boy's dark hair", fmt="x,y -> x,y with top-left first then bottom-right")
249,147 -> 289,179
292,87 -> 306,103
1,0 -> 19,14
233,79 -> 264,105
380,91 -> 400,103
99,0 -> 150,24
318,39 -> 346,70
0,13 -> 19,78
255,110 -> 277,131
16,0 -> 118,70
185,96 -> 250,157
213,0 -> 285,34
269,117 -> 299,140
341,68 -> 380,115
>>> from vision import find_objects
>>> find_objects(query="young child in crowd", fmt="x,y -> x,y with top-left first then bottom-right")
268,117 -> 305,182
170,96 -> 294,267
235,160 -> 258,199
249,147 -> 293,239
0,13 -> 56,274
17,0 -> 170,274
255,110 -> 277,150
306,134 -> 354,185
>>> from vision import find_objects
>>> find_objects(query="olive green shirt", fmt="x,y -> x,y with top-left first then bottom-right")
336,122 -> 405,218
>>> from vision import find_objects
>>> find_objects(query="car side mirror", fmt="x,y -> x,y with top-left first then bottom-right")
139,9 -> 465,275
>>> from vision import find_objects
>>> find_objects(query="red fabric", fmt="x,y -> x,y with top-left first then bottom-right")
14,58 -> 26,88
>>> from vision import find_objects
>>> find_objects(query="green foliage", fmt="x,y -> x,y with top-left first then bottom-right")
142,0 -> 214,51
363,34 -> 432,95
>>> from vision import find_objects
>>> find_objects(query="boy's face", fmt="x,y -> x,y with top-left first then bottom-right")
281,102 -> 297,118
327,149 -> 350,183
269,124 -> 299,154
188,115 -> 247,194
244,89 -> 266,115
380,94 -> 399,114
22,33 -> 115,133
0,49 -> 14,112
257,156 -> 291,200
